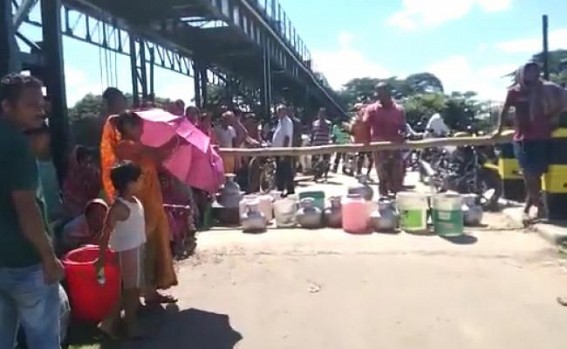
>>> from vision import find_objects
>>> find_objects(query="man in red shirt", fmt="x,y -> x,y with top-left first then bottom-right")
364,83 -> 406,196
494,62 -> 565,223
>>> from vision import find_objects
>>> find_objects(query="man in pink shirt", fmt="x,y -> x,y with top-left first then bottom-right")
364,83 -> 406,196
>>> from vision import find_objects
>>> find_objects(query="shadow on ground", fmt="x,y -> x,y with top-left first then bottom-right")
66,307 -> 242,349
441,234 -> 478,245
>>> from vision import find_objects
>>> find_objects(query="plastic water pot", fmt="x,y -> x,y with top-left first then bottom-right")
396,192 -> 428,233
431,192 -> 464,237
273,197 -> 297,228
63,245 -> 121,323
342,194 -> 370,234
298,190 -> 325,210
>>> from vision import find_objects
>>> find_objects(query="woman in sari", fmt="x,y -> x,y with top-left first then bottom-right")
61,146 -> 101,218
100,111 -> 178,303
199,111 -> 218,144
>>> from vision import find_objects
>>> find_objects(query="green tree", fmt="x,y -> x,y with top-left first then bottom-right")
67,93 -> 173,148
402,92 -> 446,126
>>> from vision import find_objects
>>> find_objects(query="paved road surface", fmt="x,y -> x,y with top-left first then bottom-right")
116,174 -> 567,349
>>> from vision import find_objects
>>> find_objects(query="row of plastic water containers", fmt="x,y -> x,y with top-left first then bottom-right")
343,191 -> 464,235
271,191 -> 464,235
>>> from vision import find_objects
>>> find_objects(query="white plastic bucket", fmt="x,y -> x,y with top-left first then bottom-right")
396,192 -> 428,233
273,197 -> 297,228
257,194 -> 274,222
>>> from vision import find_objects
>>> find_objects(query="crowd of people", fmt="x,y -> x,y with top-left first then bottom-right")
1,60 -> 565,347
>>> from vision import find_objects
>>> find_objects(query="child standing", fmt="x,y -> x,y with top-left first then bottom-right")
96,161 -> 146,339
110,110 -> 179,304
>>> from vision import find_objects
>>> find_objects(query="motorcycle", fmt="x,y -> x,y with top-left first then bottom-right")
312,153 -> 331,182
426,130 -> 502,211
418,129 -> 448,184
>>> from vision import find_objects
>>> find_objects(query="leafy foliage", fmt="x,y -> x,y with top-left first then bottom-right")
336,73 -> 488,132
67,93 -> 172,147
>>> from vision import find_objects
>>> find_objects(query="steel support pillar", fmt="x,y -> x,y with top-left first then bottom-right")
200,66 -> 207,109
40,0 -> 69,181
129,34 -> 148,107
0,0 -> 15,77
128,36 -> 139,106
192,61 -> 202,108
260,37 -> 272,120
148,47 -> 155,100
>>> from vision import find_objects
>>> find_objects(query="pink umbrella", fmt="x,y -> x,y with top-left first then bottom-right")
137,108 -> 224,193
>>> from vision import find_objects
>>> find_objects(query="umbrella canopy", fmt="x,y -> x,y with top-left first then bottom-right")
137,108 -> 224,193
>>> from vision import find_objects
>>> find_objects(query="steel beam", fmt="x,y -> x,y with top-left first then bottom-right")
200,65 -> 208,108
260,33 -> 272,119
129,35 -> 140,106
40,0 -> 69,181
194,73 -> 202,108
148,46 -> 155,99
0,0 -> 14,77
12,0 -> 37,29
25,6 -> 196,78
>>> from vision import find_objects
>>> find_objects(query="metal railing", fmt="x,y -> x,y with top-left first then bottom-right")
250,0 -> 311,65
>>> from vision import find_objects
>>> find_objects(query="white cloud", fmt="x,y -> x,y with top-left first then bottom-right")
312,32 -> 514,101
427,55 -> 516,101
64,64 -> 196,107
64,66 -> 102,106
389,0 -> 512,30
495,28 -> 567,54
312,31 -> 390,89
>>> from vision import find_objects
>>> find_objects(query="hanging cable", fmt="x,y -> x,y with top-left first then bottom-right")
98,30 -> 104,91
113,30 -> 119,87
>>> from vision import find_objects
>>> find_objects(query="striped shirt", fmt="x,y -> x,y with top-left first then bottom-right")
311,119 -> 331,146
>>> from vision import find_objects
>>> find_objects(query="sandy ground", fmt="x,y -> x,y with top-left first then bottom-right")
112,174 -> 567,349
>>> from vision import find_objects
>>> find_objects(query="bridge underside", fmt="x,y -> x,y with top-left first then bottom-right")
1,0 -> 345,177
66,0 -> 344,118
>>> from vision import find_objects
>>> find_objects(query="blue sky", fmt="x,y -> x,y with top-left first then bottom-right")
18,0 -> 567,106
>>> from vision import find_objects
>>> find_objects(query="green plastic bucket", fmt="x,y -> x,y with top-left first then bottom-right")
431,193 -> 464,237
396,192 -> 428,233
298,191 -> 325,210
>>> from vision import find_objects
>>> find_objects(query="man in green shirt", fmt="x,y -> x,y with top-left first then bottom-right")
0,73 -> 64,348
331,123 -> 350,173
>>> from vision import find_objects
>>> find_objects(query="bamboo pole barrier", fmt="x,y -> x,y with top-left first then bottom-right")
218,130 -> 515,157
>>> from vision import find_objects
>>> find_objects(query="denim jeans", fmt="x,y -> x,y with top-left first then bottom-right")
0,264 -> 61,349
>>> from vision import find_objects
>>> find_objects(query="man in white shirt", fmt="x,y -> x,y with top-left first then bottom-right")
425,113 -> 450,137
214,111 -> 237,173
272,105 -> 295,195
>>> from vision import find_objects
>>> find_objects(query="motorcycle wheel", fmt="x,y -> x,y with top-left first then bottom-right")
478,167 -> 503,211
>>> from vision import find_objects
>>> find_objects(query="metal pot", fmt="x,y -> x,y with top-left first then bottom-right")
369,198 -> 399,232
241,201 -> 267,232
217,174 -> 243,208
348,174 -> 374,201
462,194 -> 483,226
296,198 -> 323,229
324,196 -> 342,228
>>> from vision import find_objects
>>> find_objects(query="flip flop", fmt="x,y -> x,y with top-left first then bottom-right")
98,323 -> 120,341
521,213 -> 533,228
145,294 -> 178,305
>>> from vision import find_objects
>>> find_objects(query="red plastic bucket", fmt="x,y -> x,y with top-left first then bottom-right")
63,245 -> 121,323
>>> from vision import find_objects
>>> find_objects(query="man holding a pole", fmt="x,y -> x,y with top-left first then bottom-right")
364,83 -> 407,196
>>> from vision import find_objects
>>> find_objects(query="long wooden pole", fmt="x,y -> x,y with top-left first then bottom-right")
218,131 -> 515,157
